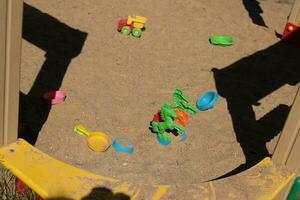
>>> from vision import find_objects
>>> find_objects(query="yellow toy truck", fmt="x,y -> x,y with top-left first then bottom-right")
117,15 -> 147,38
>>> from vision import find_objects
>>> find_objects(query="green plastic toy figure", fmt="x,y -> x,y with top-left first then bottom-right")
150,89 -> 197,144
173,88 -> 198,115
151,102 -> 184,142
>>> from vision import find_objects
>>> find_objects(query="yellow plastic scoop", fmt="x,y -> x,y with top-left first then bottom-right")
74,124 -> 111,152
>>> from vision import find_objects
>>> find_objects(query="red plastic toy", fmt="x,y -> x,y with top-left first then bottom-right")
282,0 -> 300,45
152,109 -> 189,127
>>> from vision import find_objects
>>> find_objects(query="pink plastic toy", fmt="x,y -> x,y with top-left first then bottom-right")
43,91 -> 66,105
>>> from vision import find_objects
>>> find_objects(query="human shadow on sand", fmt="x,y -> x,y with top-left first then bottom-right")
242,0 -> 267,27
18,3 -> 88,144
210,41 -> 300,180
46,186 -> 130,200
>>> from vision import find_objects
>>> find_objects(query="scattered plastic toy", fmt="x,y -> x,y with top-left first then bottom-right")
117,15 -> 147,38
178,131 -> 187,142
156,133 -> 171,146
151,102 -> 185,145
43,91 -> 66,105
174,109 -> 189,126
209,35 -> 233,46
74,124 -> 111,152
112,137 -> 134,154
196,91 -> 219,111
150,89 -> 195,145
173,88 -> 198,115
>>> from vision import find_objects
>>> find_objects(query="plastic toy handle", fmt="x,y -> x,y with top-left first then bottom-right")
74,124 -> 90,137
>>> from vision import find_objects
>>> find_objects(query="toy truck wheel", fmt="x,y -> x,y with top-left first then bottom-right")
132,28 -> 142,37
121,26 -> 131,35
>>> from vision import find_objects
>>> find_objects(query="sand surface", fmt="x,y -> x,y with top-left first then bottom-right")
20,0 -> 299,192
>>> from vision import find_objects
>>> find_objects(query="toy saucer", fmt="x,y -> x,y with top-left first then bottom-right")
209,35 -> 233,46
156,133 -> 171,146
112,137 -> 134,154
197,91 -> 218,111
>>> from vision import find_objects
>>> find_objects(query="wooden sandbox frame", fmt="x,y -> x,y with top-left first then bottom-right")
0,0 -> 299,199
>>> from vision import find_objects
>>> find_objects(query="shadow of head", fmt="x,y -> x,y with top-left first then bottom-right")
82,187 -> 130,200
45,187 -> 130,200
